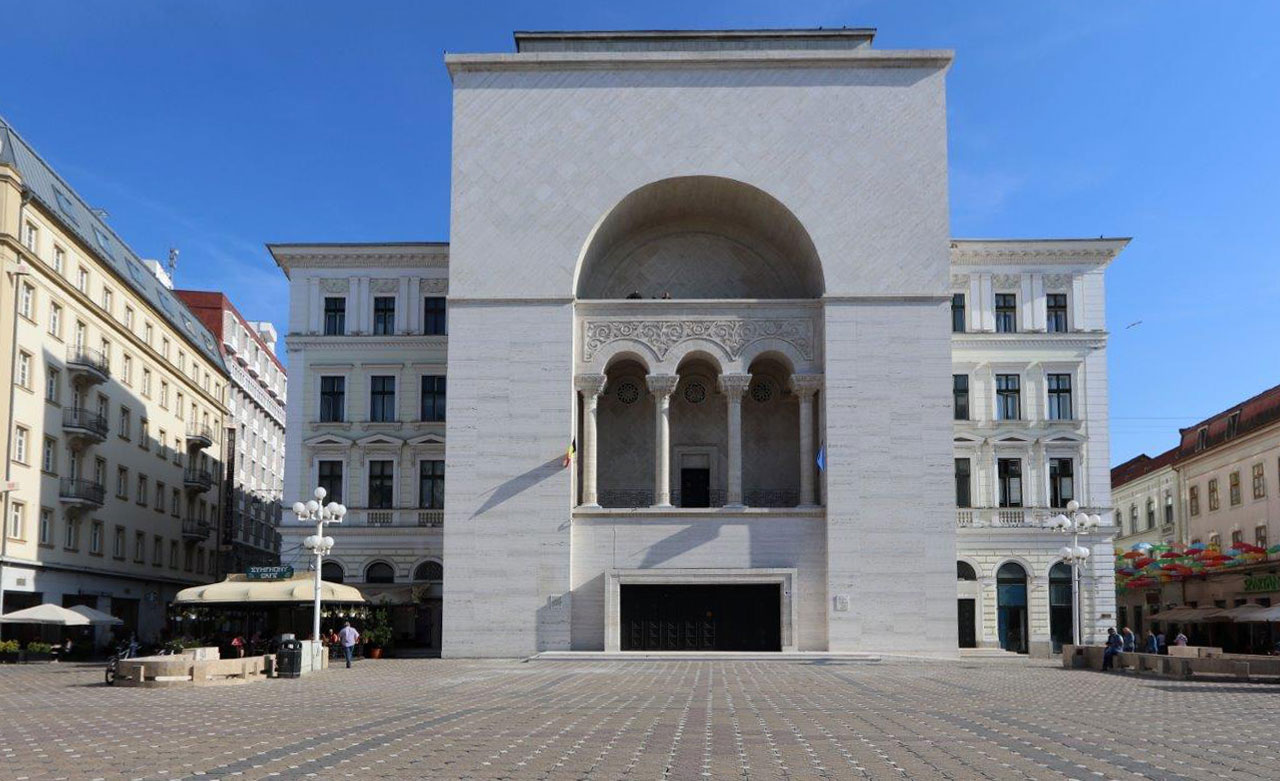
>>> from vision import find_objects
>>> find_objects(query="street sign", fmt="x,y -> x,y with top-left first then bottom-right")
1,480 -> 18,493
246,566 -> 294,580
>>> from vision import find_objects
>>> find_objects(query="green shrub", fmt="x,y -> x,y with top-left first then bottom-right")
362,609 -> 395,649
0,639 -> 19,653
25,642 -> 53,654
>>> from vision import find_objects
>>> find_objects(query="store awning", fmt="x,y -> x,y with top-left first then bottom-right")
357,585 -> 417,606
1156,606 -> 1236,622
69,605 -> 124,625
173,574 -> 365,605
0,603 -> 91,625
1221,603 -> 1280,622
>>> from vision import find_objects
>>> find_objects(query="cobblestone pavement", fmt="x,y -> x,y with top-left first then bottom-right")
1,657 -> 1278,780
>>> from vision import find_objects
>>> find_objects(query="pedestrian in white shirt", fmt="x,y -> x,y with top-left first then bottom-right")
338,621 -> 360,668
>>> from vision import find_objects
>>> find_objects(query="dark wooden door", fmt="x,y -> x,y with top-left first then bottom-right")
957,599 -> 976,648
680,468 -> 710,507
621,584 -> 780,651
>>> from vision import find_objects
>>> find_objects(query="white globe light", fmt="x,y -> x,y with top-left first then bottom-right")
322,536 -> 335,548
306,500 -> 320,514
1060,545 -> 1073,559
1073,545 -> 1091,560
1052,514 -> 1070,530
1089,514 -> 1103,528
1066,500 -> 1080,513
326,502 -> 340,515
334,504 -> 347,518
303,534 -> 319,549
314,486 -> 327,501
292,501 -> 307,516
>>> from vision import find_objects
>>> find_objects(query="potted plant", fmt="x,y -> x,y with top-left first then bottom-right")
0,639 -> 18,664
23,641 -> 53,663
363,609 -> 394,659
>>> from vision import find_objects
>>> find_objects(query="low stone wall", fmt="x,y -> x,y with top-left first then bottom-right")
116,651 -> 269,688
1063,644 -> 1280,682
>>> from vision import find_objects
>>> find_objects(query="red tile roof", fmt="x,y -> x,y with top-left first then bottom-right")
1176,381 -> 1280,460
1111,446 -> 1180,489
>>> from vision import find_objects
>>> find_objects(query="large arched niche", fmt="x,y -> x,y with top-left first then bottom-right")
575,176 -> 824,300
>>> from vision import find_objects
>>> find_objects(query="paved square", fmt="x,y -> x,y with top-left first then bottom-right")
0,657 -> 1277,779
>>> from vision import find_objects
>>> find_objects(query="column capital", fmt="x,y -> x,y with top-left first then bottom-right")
574,373 -> 608,397
789,373 -> 824,396
718,373 -> 753,397
646,374 -> 680,397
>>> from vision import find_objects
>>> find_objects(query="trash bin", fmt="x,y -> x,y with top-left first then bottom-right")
277,638 -> 303,679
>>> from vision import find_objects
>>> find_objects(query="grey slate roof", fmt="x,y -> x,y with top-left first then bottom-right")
0,116 -> 226,372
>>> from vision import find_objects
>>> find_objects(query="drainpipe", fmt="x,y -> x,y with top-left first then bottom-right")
1,189 -> 34,631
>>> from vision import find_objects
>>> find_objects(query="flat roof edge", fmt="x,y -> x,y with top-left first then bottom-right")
445,49 -> 954,75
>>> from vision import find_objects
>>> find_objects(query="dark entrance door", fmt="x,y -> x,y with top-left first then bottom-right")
621,584 -> 780,651
680,468 -> 710,508
957,599 -> 976,648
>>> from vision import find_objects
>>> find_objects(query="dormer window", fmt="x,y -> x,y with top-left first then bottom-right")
1226,411 -> 1240,439
1196,427 -> 1208,451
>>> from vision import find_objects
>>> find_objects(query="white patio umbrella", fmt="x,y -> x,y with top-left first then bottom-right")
0,603 -> 91,626
68,605 -> 124,625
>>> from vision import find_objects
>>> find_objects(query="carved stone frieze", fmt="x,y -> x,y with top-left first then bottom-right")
950,274 -> 969,289
582,318 -> 814,363
991,273 -> 1021,290
319,278 -> 349,294
421,278 -> 448,294
574,373 -> 608,396
1042,273 -> 1072,290
370,278 -> 399,294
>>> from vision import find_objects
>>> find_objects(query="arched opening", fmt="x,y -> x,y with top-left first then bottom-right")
670,355 -> 725,507
742,355 -> 799,506
321,560 -> 344,584
956,561 -> 978,648
597,358 -> 654,507
576,176 -> 823,299
996,562 -> 1028,654
365,562 -> 395,584
1049,562 -> 1074,653
414,561 -> 443,582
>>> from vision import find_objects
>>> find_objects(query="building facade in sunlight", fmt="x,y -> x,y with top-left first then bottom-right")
271,28 -> 1125,657
1,119 -> 229,641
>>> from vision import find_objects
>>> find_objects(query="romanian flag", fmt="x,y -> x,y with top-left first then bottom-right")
562,438 -> 576,468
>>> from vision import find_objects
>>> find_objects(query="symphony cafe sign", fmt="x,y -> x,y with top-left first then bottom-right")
246,566 -> 294,581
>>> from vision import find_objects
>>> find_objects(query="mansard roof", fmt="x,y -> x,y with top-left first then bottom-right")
1111,447 -> 1179,489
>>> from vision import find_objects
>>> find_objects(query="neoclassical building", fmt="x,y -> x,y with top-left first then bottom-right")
275,28 -> 1124,657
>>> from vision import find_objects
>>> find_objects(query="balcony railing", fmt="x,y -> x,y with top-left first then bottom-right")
66,346 -> 110,384
182,518 -> 211,541
59,478 -> 105,507
957,507 -> 1111,529
417,509 -> 444,527
185,423 -> 215,449
183,468 -> 213,492
596,487 -> 799,509
343,508 -> 445,528
62,407 -> 109,441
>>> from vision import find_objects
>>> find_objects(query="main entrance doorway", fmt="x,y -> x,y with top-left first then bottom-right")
620,584 -> 781,651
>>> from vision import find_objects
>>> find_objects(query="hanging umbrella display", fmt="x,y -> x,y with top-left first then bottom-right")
1159,551 -> 1185,559
1121,550 -> 1145,560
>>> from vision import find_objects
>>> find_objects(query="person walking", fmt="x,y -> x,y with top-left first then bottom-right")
1121,627 -> 1136,653
1143,630 -> 1158,654
338,621 -> 360,669
1156,630 -> 1168,655
1102,627 -> 1123,670
1174,630 -> 1188,647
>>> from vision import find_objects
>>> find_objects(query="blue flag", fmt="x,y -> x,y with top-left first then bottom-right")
816,442 -> 826,472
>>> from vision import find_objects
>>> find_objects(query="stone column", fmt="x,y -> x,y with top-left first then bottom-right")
575,374 -> 608,507
718,374 -> 753,506
647,375 -> 679,507
790,374 -> 824,507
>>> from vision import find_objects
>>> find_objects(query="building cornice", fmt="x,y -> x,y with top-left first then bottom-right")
951,333 -> 1107,349
267,243 -> 449,278
445,49 -> 953,76
950,238 -> 1130,267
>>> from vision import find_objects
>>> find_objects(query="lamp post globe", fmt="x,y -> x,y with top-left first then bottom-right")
293,486 -> 344,658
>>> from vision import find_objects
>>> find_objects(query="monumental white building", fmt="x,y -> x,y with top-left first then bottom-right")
276,28 -> 1124,657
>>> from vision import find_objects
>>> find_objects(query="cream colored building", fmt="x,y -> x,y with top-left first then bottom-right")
1,118 -> 228,642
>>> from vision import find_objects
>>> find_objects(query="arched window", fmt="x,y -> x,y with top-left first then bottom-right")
414,561 -> 443,582
996,562 -> 1029,654
320,561 -> 344,584
956,561 -> 977,581
364,562 -> 395,584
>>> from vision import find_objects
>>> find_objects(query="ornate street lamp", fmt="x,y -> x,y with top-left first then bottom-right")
1047,499 -> 1102,647
292,486 -> 345,645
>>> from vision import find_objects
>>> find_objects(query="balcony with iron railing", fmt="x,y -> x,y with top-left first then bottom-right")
62,407 -> 109,445
185,422 -> 215,450
59,478 -> 105,508
182,518 -> 211,541
66,346 -> 110,385
956,507 -> 1112,529
183,468 -> 213,492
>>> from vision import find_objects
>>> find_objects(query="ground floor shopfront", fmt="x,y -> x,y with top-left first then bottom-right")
1118,566 -> 1280,655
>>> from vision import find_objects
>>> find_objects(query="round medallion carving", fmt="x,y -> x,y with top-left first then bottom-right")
616,380 -> 640,405
750,380 -> 774,404
683,381 -> 707,405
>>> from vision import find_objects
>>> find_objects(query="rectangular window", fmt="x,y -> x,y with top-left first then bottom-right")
1164,493 -> 1174,525
160,380 -> 169,408
1226,411 -> 1240,439
77,266 -> 89,293
119,406 -> 132,439
323,297 -> 346,335
122,354 -> 133,386
368,460 -> 394,509
1189,485 -> 1200,516
18,282 -> 34,319
951,293 -> 966,333
155,481 -> 165,511
45,368 -> 60,403
1208,478 -> 1220,511
53,245 -> 65,273
23,220 -> 38,251
7,502 -> 23,539
419,460 -> 445,509
1049,458 -> 1074,508
101,287 -> 113,313
370,376 -> 396,422
142,368 -> 152,397
420,376 -> 446,422
124,306 -> 134,330
39,508 -> 52,545
73,321 -> 85,350
954,458 -> 971,508
42,437 -> 56,474
1254,463 -> 1267,499
90,520 -> 103,555
170,541 -> 179,569
161,338 -> 170,360
1229,471 -> 1241,506
48,301 -> 62,337
17,351 -> 31,388
995,293 -> 1018,333
1257,525 -> 1269,548
997,458 -> 1023,508
134,531 -> 146,563
1196,427 -> 1208,451
64,518 -> 78,550
171,488 -> 180,517
137,474 -> 149,506
13,426 -> 29,463
423,297 -> 447,335
1047,293 -> 1068,332
116,466 -> 129,499
317,460 -> 343,504
995,374 -> 1021,420
373,296 -> 396,335
144,322 -> 153,344
153,535 -> 163,565
1047,373 -> 1073,420
319,376 -> 345,422
113,526 -> 125,559
952,375 -> 969,421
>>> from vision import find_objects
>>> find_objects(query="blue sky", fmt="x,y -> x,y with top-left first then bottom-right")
4,1 -> 1278,465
